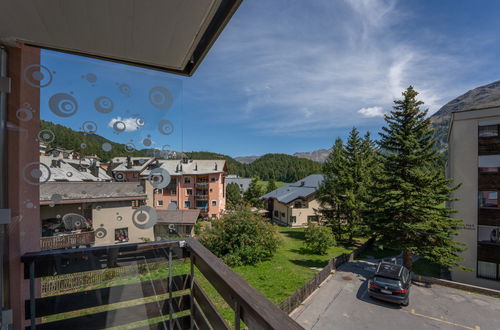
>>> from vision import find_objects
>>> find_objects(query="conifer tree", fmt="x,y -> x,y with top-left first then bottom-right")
244,177 -> 264,207
368,86 -> 464,269
226,182 -> 242,207
266,179 -> 278,193
317,138 -> 349,241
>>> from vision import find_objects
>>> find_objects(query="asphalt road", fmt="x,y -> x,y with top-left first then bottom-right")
291,260 -> 500,330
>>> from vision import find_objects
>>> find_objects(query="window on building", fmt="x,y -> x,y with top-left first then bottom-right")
171,188 -> 177,195
133,173 -> 139,178
477,261 -> 498,280
479,125 -> 499,137
187,188 -> 193,195
184,177 -> 191,184
211,214 -> 217,219
308,215 -> 319,222
154,189 -> 163,194
211,177 -> 217,182
157,200 -> 163,206
281,212 -> 285,218
294,201 -> 303,208
479,191 -> 498,208
274,210 -> 279,217
212,200 -> 217,206
479,167 -> 499,173
115,228 -> 129,243
290,216 -> 296,223
209,188 -> 213,192
185,201 -> 191,208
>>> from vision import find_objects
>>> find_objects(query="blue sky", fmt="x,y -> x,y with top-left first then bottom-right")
40,0 -> 500,157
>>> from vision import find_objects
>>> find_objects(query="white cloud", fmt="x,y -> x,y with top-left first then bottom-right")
108,117 -> 141,132
358,106 -> 385,117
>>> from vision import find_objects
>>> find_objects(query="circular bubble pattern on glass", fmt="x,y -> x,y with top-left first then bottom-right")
115,172 -> 125,181
23,162 -> 51,185
16,103 -> 34,122
80,143 -> 87,149
95,228 -> 107,239
135,118 -> 145,127
113,121 -> 126,133
84,73 -> 97,83
24,200 -> 34,209
23,64 -> 53,88
117,215 -> 123,221
125,143 -> 136,152
149,86 -> 173,110
158,120 -> 174,135
143,138 -> 152,146
66,172 -> 73,177
94,96 -> 114,114
132,206 -> 157,229
79,158 -> 93,169
51,193 -> 62,203
148,168 -> 171,189
118,83 -> 131,97
49,93 -> 78,117
82,120 -> 98,134
102,143 -> 112,152
167,202 -> 178,210
38,129 -> 55,144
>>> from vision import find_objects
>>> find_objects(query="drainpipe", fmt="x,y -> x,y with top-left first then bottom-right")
0,46 -> 12,328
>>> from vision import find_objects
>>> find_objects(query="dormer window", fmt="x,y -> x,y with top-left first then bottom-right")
294,201 -> 303,208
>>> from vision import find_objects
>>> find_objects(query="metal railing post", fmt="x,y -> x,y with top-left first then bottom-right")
234,301 -> 240,330
190,253 -> 194,330
168,248 -> 173,330
29,261 -> 36,329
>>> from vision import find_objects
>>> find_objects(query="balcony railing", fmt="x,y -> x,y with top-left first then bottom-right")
195,183 -> 209,188
21,238 -> 302,329
40,231 -> 95,251
195,194 -> 208,200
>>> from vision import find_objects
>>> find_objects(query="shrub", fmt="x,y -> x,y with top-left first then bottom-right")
199,207 -> 281,266
304,222 -> 336,255
194,221 -> 211,235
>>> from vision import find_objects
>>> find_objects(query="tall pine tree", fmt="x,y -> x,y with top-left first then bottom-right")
368,86 -> 464,269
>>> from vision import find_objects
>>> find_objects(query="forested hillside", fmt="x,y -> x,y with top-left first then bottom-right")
40,122 -> 323,182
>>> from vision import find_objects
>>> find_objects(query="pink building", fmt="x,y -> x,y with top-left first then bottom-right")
141,159 -> 227,219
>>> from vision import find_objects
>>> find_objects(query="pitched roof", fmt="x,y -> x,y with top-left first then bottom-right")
40,182 -> 146,203
40,156 -> 111,182
141,159 -> 226,176
156,209 -> 200,225
111,157 -> 156,172
260,174 -> 324,204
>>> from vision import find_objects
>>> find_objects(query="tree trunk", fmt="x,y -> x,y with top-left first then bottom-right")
403,249 -> 413,269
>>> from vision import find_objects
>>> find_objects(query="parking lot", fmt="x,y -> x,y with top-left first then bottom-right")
291,260 -> 500,330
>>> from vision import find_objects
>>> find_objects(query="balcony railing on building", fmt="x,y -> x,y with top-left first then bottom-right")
40,231 -> 95,251
195,183 -> 209,188
194,194 -> 208,201
22,238 -> 302,329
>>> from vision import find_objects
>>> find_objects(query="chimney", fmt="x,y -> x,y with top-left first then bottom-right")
126,156 -> 132,169
214,163 -> 218,171
57,160 -> 62,168
176,164 -> 179,173
51,159 -> 57,168
300,181 -> 305,186
194,163 -> 198,171
90,163 -> 99,178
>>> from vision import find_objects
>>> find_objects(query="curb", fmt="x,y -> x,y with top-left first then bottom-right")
412,274 -> 500,297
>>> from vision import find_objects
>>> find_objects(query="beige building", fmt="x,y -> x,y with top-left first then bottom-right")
260,174 -> 324,227
448,105 -> 500,290
40,182 -> 155,249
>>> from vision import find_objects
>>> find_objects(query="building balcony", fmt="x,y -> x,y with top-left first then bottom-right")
195,182 -> 209,188
40,231 -> 95,251
21,239 -> 302,329
478,207 -> 500,226
195,194 -> 208,200
479,136 -> 500,155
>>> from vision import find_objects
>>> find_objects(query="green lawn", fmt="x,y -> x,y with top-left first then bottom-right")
232,227 -> 363,303
256,180 -> 287,191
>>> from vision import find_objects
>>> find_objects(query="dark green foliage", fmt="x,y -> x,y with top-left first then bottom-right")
243,177 -> 264,207
304,222 -> 336,255
367,86 -> 465,270
226,182 -> 242,207
317,130 -> 377,243
266,179 -> 277,193
199,208 -> 281,266
41,120 -> 150,161
244,153 -> 322,182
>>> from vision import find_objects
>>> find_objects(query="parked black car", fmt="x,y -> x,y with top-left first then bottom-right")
368,261 -> 411,306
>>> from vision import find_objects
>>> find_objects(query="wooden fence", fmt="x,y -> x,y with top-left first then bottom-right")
279,238 -> 374,314
41,260 -> 167,296
40,231 -> 95,251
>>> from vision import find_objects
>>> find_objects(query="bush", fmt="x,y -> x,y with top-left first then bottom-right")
199,207 -> 281,266
194,221 -> 211,235
304,222 -> 336,255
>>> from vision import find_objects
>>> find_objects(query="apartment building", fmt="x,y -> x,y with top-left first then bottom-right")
110,156 -> 156,182
448,105 -> 500,290
260,174 -> 324,227
142,158 -> 227,219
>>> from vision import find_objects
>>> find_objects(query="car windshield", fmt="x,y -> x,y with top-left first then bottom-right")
373,276 -> 401,287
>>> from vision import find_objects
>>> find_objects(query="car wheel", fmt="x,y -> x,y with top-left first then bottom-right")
401,300 -> 409,307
